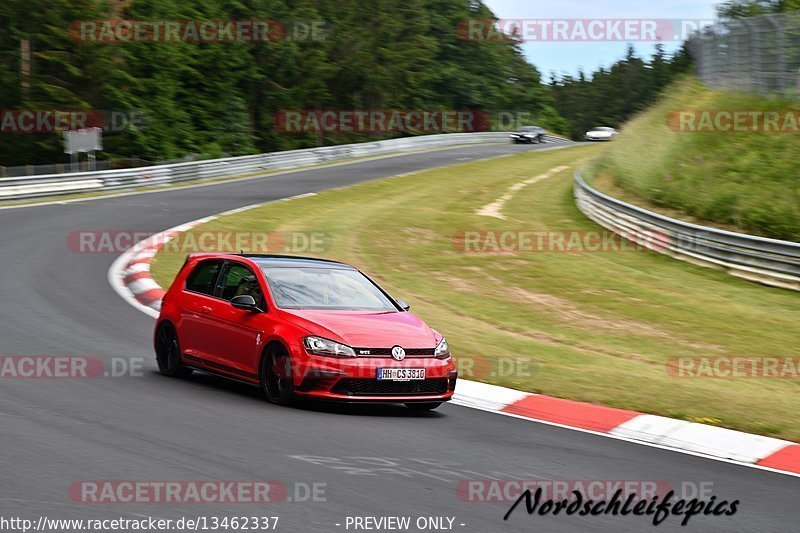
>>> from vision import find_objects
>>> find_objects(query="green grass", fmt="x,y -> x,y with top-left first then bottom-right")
152,145 -> 800,440
589,76 -> 800,241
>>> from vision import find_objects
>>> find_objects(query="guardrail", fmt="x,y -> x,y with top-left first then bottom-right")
0,132 -> 568,201
574,170 -> 800,291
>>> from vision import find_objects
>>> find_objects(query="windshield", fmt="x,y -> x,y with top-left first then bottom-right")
519,126 -> 540,132
261,266 -> 397,311
593,127 -> 614,132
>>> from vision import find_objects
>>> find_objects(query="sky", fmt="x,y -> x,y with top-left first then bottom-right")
482,0 -> 720,79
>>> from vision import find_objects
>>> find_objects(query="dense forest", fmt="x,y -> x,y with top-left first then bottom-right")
0,0 -> 692,167
549,44 -> 691,140
716,0 -> 800,18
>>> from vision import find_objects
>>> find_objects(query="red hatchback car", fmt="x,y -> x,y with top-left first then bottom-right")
154,254 -> 457,410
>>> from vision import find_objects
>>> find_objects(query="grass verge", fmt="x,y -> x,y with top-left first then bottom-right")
152,145 -> 800,440
588,76 -> 800,241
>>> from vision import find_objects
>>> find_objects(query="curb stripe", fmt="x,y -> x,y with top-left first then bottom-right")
757,445 -> 800,474
503,395 -> 640,433
127,278 -> 161,296
135,287 -> 165,304
123,271 -> 151,284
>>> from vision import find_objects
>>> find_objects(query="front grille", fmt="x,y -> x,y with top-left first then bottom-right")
353,347 -> 435,357
332,378 -> 448,396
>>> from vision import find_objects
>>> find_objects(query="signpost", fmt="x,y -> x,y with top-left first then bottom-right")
64,127 -> 102,171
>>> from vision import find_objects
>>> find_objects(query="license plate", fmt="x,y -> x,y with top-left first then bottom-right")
377,368 -> 425,381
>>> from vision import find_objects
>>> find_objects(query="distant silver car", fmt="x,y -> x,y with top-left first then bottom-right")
585,127 -> 617,141
510,126 -> 545,144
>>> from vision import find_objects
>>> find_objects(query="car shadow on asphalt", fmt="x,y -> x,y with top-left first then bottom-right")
150,370 -> 445,418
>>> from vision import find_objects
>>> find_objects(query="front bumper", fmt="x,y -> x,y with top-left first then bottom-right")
290,347 -> 457,402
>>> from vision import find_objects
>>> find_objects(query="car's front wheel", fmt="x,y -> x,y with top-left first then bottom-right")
405,402 -> 442,411
261,346 -> 295,405
155,323 -> 193,378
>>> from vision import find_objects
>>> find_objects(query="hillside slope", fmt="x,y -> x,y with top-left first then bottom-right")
589,77 -> 800,241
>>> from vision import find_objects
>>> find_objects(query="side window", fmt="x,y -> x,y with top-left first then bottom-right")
218,263 -> 263,303
185,260 -> 222,296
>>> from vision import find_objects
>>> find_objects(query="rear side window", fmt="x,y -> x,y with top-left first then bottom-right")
185,260 -> 221,295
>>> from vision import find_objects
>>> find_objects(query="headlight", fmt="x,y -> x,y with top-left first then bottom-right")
434,337 -> 450,359
303,336 -> 356,357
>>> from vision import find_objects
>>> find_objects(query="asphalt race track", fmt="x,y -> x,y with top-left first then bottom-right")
0,141 -> 796,533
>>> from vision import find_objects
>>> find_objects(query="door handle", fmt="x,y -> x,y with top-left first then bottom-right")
200,306 -> 213,314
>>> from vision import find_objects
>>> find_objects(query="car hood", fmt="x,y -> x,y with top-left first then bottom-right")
587,131 -> 612,137
281,309 -> 438,348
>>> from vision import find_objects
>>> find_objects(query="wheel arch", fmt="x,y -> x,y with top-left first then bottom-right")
154,318 -> 176,352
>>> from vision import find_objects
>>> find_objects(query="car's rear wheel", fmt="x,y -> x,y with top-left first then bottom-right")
155,323 -> 193,378
405,402 -> 442,411
261,346 -> 295,405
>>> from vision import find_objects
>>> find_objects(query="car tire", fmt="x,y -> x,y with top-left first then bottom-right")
261,346 -> 295,405
404,402 -> 442,411
155,323 -> 193,378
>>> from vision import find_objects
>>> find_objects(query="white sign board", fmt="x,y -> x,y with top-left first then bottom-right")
64,128 -> 102,154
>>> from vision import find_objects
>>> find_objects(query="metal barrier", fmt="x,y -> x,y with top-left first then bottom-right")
574,170 -> 800,291
0,132 -> 568,201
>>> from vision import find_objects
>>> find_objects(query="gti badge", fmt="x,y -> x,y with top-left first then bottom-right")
391,345 -> 406,361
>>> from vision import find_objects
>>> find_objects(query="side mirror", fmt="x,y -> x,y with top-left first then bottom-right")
231,295 -> 263,312
395,299 -> 411,311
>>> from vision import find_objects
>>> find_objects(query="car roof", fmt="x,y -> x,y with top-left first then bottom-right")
239,254 -> 355,269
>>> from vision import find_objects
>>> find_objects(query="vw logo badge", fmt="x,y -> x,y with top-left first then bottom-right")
391,346 -> 406,361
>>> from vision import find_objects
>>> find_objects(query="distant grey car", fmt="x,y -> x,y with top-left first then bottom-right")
510,126 -> 545,144
585,126 -> 618,141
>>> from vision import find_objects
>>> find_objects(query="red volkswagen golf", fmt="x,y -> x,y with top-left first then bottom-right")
154,254 -> 457,410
